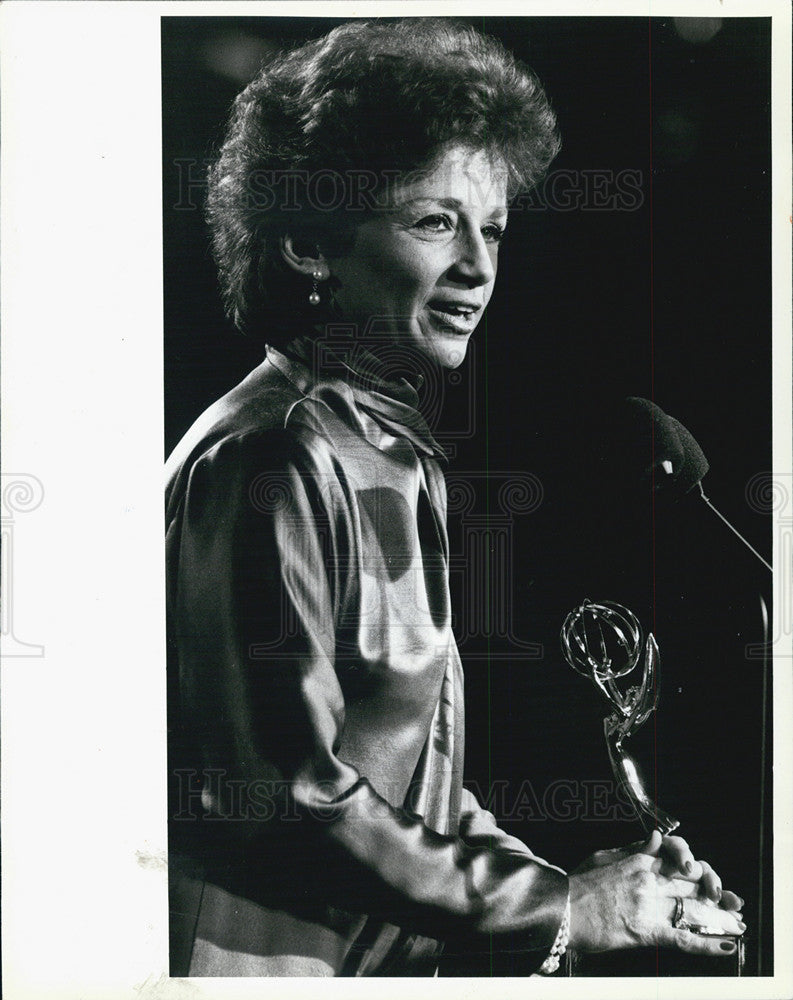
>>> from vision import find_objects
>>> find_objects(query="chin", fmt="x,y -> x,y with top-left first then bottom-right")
412,314 -> 480,369
425,333 -> 472,369
379,324 -> 473,371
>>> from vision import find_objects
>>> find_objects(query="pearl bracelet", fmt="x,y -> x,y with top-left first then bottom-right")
538,895 -> 571,975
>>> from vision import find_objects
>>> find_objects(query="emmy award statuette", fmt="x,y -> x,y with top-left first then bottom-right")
560,599 -> 744,975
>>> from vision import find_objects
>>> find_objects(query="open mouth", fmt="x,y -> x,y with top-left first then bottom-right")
425,301 -> 481,332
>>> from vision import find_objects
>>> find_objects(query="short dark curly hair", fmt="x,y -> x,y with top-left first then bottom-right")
206,18 -> 561,342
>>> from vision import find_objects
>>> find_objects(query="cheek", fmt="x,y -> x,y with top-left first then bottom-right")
378,245 -> 436,299
334,232 -> 445,310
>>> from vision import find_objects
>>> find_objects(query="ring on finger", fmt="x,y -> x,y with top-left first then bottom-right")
672,897 -> 733,936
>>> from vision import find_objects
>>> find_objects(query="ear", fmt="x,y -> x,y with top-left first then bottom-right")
279,235 -> 329,280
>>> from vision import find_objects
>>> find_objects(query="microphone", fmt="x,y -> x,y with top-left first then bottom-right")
621,396 -> 709,501
615,396 -> 771,572
608,396 -> 772,976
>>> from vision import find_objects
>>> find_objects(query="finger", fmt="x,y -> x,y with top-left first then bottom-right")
721,890 -> 744,912
685,896 -> 743,924
660,878 -> 704,900
684,899 -> 746,936
695,860 -> 722,903
650,856 -> 703,880
650,854 -> 702,883
650,853 -> 705,881
658,898 -> 746,949
661,928 -> 743,958
582,831 -> 663,871
583,846 -> 632,869
659,834 -> 696,875
621,830 -> 665,860
639,829 -> 664,857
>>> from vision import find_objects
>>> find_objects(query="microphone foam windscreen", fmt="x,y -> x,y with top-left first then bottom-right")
601,397 -> 709,502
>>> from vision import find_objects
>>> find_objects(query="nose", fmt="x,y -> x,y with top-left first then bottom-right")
449,229 -> 496,287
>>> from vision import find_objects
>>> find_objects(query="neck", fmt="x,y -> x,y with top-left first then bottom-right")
282,330 -> 429,394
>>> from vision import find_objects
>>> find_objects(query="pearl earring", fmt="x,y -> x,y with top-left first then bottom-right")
308,269 -> 322,306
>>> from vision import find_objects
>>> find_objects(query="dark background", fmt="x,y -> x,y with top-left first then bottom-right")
162,15 -> 773,976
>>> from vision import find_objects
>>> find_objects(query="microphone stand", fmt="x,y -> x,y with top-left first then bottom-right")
757,593 -> 770,975
695,481 -> 773,975
697,483 -> 772,572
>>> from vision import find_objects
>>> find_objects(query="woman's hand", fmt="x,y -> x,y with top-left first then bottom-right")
574,830 -> 742,907
568,831 -> 745,956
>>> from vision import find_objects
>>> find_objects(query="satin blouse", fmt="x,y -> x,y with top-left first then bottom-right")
165,339 -> 568,976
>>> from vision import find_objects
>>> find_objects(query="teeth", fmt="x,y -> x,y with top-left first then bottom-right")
432,304 -> 474,315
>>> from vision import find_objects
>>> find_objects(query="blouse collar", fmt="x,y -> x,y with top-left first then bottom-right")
265,335 -> 447,462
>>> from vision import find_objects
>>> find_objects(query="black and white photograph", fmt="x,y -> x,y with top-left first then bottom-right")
2,3 -> 791,998
163,12 -> 773,980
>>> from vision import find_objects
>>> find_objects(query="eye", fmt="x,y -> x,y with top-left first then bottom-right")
482,222 -> 507,244
415,213 -> 454,233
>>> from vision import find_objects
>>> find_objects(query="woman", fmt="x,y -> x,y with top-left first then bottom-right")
166,18 -> 744,976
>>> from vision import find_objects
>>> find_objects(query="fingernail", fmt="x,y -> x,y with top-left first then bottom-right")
684,861 -> 693,874
737,922 -> 746,932
720,941 -> 736,953
737,897 -> 745,908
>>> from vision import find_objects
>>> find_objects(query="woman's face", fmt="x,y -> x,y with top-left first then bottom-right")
326,145 -> 508,369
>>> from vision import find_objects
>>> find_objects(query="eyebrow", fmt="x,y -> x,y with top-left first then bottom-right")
394,196 -> 508,216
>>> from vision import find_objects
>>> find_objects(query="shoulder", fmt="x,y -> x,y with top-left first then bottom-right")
166,357 -> 297,478
166,373 -> 352,527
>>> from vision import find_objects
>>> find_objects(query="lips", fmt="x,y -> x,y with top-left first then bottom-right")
425,299 -> 482,333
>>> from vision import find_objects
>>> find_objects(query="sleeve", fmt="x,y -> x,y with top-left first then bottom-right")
168,428 -> 569,966
458,787 -> 567,875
